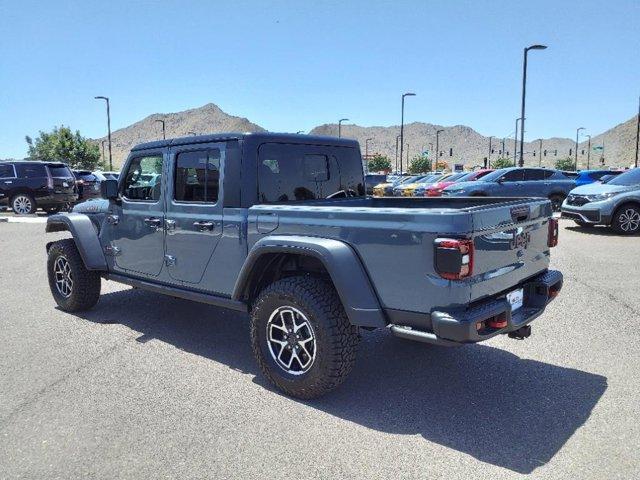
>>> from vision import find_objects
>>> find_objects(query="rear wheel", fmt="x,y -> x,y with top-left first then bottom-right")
250,275 -> 359,399
549,194 -> 565,212
11,193 -> 36,215
612,204 -> 640,235
47,239 -> 101,311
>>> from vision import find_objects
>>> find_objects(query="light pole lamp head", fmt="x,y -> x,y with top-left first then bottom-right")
94,96 -> 108,101
527,44 -> 548,51
402,92 -> 416,99
339,118 -> 349,123
437,129 -> 444,134
577,127 -> 586,134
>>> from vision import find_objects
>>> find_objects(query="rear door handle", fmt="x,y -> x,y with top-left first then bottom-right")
193,220 -> 214,232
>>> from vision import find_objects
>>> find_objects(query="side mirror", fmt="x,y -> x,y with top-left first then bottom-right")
101,178 -> 119,200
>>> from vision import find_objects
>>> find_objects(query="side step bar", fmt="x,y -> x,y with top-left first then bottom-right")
389,324 -> 461,347
104,273 -> 248,312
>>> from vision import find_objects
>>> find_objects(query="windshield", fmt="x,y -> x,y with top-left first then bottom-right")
478,169 -> 509,182
608,168 -> 640,187
443,172 -> 468,182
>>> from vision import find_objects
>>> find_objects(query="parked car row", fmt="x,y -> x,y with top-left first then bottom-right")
0,160 -> 119,214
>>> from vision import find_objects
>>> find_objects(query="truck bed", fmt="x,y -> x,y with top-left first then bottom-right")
248,195 -> 554,315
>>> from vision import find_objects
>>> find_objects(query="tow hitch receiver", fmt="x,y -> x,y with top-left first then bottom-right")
508,325 -> 532,340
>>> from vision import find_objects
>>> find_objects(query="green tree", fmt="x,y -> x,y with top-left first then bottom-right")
555,157 -> 575,171
491,157 -> 514,169
25,126 -> 102,170
408,154 -> 432,174
367,154 -> 391,172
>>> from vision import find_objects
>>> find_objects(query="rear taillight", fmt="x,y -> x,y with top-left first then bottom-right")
548,218 -> 559,247
434,238 -> 474,280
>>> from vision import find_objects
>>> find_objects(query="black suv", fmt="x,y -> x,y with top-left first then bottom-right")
73,170 -> 105,202
0,161 -> 78,214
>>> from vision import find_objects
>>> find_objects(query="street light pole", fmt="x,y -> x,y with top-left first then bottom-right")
575,127 -> 585,171
365,137 -> 373,159
400,92 -> 416,174
488,136 -> 494,168
519,44 -> 547,167
501,137 -> 506,158
539,138 -> 543,166
338,118 -> 349,138
155,119 -> 166,140
101,140 -> 106,166
435,129 -> 444,169
395,134 -> 401,173
94,96 -> 113,171
514,117 -> 523,167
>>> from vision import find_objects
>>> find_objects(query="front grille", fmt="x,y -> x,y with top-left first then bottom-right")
567,194 -> 590,206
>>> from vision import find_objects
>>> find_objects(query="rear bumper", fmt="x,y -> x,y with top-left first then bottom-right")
388,269 -> 563,346
38,193 -> 79,207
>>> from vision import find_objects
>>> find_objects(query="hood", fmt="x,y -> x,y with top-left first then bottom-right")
570,183 -> 635,195
73,199 -> 110,214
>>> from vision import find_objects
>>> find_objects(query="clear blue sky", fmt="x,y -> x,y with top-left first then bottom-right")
1,0 -> 638,158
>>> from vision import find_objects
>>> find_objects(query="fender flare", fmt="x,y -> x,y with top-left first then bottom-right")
233,236 -> 387,328
45,213 -> 107,271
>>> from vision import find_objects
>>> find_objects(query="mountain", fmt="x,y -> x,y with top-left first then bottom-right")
95,103 -> 265,167
310,121 -> 635,170
95,102 -> 637,170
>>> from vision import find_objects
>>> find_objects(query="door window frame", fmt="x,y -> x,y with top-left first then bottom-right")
119,151 -> 166,204
172,146 -> 224,206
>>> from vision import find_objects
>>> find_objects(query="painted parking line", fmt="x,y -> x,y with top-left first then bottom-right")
0,215 -> 48,224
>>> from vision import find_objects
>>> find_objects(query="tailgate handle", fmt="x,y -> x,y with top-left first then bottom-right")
511,206 -> 530,222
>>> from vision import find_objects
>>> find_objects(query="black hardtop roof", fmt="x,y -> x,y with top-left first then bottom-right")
131,132 -> 360,152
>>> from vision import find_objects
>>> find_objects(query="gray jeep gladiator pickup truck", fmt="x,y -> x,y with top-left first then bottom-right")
45,133 -> 563,398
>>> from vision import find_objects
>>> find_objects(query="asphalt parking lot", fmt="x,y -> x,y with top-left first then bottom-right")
0,221 -> 638,479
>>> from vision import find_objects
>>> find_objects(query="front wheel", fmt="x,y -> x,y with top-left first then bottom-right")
47,239 -> 101,312
250,275 -> 359,399
612,204 -> 640,235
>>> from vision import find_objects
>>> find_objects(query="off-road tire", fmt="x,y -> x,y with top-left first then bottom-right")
11,193 -> 36,215
250,275 -> 359,399
611,204 -> 640,235
47,239 -> 101,312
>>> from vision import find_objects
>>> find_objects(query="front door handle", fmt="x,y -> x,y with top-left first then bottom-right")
193,220 -> 214,232
144,217 -> 162,230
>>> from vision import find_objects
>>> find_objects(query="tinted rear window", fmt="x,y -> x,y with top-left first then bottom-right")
258,144 -> 364,203
18,163 -> 47,178
48,165 -> 73,178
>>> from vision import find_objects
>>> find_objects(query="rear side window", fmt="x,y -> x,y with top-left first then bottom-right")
0,164 -> 16,178
174,149 -> 221,203
18,163 -> 47,178
257,144 -> 365,203
47,165 -> 73,178
524,169 -> 546,181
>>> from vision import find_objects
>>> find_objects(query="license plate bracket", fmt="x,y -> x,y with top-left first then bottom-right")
506,288 -> 524,312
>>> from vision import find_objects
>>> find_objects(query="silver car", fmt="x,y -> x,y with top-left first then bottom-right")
561,168 -> 640,234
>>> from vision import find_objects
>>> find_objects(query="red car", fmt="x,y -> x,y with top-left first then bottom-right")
425,169 -> 494,196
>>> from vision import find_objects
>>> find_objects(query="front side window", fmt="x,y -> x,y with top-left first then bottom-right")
122,155 -> 163,201
0,164 -> 16,178
174,149 -> 220,203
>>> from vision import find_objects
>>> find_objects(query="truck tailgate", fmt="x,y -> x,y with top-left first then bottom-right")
469,199 -> 552,303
